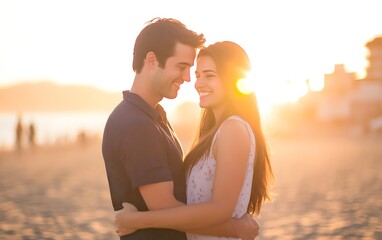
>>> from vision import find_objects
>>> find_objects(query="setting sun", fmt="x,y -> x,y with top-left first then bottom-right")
236,78 -> 254,95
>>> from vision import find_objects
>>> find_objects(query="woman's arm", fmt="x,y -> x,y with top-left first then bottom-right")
116,204 -> 259,239
187,214 -> 259,240
115,119 -> 251,232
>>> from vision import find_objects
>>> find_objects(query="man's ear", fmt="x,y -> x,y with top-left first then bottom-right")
145,51 -> 158,69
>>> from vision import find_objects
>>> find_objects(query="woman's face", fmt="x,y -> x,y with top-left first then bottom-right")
194,56 -> 226,111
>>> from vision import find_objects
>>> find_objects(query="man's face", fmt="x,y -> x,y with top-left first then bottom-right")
152,42 -> 196,99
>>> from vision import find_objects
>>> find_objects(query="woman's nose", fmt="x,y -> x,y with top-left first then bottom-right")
194,77 -> 204,89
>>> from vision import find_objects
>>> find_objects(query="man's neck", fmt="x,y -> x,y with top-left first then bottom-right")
130,76 -> 162,108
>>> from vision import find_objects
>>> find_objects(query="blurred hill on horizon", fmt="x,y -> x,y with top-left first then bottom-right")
0,81 -> 122,112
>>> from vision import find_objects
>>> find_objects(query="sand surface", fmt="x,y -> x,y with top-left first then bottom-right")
0,134 -> 381,239
258,134 -> 382,239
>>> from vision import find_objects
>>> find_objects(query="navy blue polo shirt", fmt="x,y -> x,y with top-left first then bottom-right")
102,91 -> 187,240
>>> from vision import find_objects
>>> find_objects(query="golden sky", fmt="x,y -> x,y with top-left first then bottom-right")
1,0 -> 382,111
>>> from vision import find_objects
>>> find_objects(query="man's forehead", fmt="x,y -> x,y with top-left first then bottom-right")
173,42 -> 196,55
168,54 -> 195,67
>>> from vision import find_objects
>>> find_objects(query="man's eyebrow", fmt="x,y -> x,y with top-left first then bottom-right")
178,62 -> 192,67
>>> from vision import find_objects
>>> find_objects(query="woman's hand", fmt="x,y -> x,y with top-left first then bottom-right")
114,202 -> 139,237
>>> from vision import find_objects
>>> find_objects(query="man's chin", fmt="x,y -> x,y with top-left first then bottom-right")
165,93 -> 178,99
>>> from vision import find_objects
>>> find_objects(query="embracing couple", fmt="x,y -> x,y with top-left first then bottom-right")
102,18 -> 274,240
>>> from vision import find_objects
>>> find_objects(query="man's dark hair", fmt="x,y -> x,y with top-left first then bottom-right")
132,18 -> 206,73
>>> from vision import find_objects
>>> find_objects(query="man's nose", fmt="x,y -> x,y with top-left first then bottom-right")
183,69 -> 191,82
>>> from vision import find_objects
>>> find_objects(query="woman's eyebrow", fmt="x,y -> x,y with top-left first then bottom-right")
202,70 -> 217,74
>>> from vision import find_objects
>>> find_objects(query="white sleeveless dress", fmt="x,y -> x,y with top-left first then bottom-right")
186,116 -> 256,240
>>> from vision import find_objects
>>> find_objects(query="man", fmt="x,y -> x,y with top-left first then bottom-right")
102,18 -> 258,239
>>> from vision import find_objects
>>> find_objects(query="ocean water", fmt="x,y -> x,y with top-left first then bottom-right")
0,111 -> 110,150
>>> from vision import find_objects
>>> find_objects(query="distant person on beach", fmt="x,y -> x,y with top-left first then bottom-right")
113,41 -> 274,240
15,114 -> 23,150
28,122 -> 36,147
102,18 -> 259,240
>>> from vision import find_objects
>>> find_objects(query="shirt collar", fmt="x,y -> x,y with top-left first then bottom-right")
123,91 -> 166,123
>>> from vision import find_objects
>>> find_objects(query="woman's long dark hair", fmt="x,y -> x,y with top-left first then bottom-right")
184,41 -> 274,215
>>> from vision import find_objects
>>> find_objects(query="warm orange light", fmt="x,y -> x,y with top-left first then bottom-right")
236,78 -> 254,95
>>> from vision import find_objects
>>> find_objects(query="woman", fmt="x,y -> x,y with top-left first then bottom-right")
115,41 -> 274,240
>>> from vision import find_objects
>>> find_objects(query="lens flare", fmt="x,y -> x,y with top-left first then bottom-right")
236,78 -> 254,95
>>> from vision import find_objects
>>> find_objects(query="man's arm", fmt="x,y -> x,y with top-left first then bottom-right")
139,181 -> 184,209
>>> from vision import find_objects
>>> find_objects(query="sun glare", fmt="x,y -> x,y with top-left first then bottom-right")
235,69 -> 313,117
236,78 -> 254,95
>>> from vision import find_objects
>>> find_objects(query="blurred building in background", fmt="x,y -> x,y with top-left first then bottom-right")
352,37 -> 382,133
286,36 -> 382,135
317,64 -> 356,122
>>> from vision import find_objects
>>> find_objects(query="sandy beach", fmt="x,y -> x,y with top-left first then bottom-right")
0,133 -> 381,239
259,133 -> 382,239
0,143 -> 115,240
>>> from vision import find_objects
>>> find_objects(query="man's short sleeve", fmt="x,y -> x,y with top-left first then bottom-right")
121,122 -> 172,189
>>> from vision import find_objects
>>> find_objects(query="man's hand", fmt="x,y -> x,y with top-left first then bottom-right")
237,214 -> 259,240
114,202 -> 139,237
